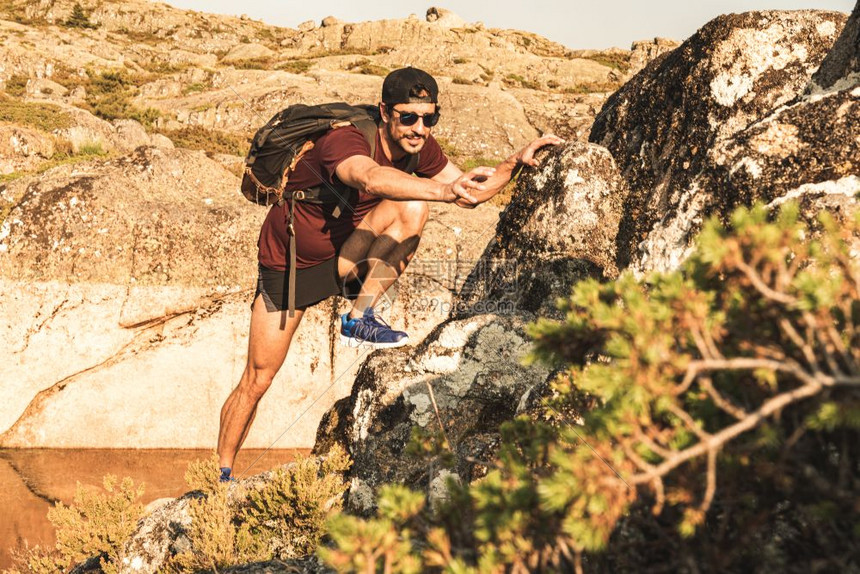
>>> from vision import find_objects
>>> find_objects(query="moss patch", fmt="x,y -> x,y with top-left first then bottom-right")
0,95 -> 75,131
158,125 -> 250,157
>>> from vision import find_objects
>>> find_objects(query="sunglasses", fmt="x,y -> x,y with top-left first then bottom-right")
391,108 -> 440,127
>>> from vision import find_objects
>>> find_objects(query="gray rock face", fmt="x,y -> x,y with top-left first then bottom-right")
116,496 -> 193,573
638,85 -> 860,272
457,142 -> 627,318
315,313 -> 552,514
589,10 -> 848,269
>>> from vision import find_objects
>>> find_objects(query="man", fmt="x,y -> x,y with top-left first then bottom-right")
217,67 -> 562,480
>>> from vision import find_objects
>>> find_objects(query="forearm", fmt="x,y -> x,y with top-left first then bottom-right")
362,165 -> 448,201
454,155 -> 520,207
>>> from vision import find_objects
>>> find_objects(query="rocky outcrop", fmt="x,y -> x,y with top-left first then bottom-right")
628,37 -> 680,75
313,143 -> 627,510
315,313 -> 552,515
590,10 -> 849,269
0,125 -> 56,174
457,142 -> 627,318
0,0 -> 625,170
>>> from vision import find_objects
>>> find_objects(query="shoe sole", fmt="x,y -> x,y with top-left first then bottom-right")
340,334 -> 409,349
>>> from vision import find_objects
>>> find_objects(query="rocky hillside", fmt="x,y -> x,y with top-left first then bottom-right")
0,0 -> 659,170
0,2 -> 672,449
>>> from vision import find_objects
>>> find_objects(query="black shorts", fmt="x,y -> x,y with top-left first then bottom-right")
254,258 -> 363,312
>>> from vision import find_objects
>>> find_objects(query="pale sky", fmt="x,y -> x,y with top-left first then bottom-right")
158,0 -> 855,49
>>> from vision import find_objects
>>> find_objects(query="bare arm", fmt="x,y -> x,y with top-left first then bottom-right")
335,155 -> 494,204
439,134 -> 565,208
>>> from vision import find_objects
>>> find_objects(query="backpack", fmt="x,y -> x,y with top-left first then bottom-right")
240,102 -> 420,314
241,102 -> 381,207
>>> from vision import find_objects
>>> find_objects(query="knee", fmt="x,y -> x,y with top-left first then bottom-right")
398,200 -> 429,231
241,367 -> 276,401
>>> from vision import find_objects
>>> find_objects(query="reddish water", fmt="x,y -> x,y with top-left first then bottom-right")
0,448 -> 307,569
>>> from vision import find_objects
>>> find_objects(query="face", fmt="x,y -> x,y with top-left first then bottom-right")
382,102 -> 438,155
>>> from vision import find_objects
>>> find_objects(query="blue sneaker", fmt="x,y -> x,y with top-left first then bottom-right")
340,308 -> 409,349
219,467 -> 237,483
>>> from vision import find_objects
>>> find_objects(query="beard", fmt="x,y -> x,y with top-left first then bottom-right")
384,121 -> 428,156
395,132 -> 427,155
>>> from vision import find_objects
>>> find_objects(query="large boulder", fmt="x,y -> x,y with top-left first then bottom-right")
589,10 -> 848,269
638,80 -> 859,272
456,142 -> 627,318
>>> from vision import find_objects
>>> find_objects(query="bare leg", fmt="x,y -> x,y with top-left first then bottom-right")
217,296 -> 304,471
338,199 -> 429,318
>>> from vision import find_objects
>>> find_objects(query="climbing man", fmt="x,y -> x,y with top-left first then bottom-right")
217,67 -> 563,481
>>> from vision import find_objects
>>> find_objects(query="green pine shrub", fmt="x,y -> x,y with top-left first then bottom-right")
6,476 -> 145,574
319,202 -> 860,572
170,445 -> 351,571
63,3 -> 98,30
240,446 -> 352,559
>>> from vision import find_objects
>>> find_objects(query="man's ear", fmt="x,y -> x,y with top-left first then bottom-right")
379,102 -> 390,123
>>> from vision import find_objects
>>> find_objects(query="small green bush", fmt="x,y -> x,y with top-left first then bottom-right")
4,74 -> 28,97
8,476 -> 145,574
584,52 -> 631,73
158,125 -> 250,157
503,73 -> 540,90
241,447 -> 352,559
277,59 -> 313,74
64,3 -> 98,30
0,95 -> 74,131
182,82 -> 207,95
563,81 -> 620,94
348,58 -> 389,77
171,445 -> 352,571
229,58 -> 272,70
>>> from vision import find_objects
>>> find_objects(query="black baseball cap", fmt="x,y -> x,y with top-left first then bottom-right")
382,67 -> 439,105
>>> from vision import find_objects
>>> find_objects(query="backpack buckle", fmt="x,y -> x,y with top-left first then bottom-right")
293,190 -> 306,200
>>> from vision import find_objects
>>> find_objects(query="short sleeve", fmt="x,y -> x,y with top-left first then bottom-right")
314,126 -> 372,185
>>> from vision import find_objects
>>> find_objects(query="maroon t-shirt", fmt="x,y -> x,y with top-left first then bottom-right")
258,126 -> 448,270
